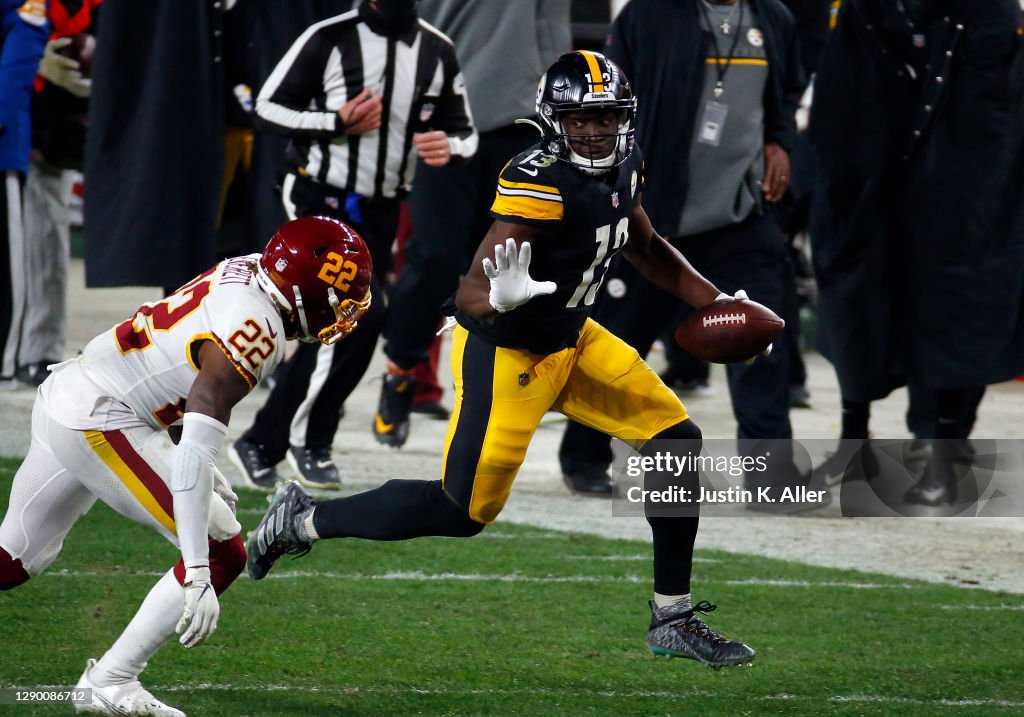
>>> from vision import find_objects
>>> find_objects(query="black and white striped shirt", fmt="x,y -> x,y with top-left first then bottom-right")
256,8 -> 477,199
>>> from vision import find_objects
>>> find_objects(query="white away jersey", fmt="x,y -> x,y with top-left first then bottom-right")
70,255 -> 288,431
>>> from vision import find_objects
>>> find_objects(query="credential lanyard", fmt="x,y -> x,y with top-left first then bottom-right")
699,0 -> 746,99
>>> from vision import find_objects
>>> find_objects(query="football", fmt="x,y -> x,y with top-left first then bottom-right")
58,32 -> 96,78
674,297 -> 784,364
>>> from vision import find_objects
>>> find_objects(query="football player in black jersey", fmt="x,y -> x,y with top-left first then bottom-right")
247,51 -> 756,669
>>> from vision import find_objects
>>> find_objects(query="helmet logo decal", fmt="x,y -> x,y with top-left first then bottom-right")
580,51 -> 606,92
317,251 -> 360,292
275,258 -> 288,271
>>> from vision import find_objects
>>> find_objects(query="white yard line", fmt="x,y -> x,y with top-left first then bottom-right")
38,568 -> 927,590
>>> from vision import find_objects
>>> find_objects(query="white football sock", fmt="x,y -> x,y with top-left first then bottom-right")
654,592 -> 692,611
92,568 -> 183,685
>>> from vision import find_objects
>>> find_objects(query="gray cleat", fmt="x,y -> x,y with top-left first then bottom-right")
246,481 -> 316,580
647,600 -> 756,669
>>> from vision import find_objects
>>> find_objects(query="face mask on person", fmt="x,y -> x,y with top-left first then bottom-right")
365,0 -> 419,34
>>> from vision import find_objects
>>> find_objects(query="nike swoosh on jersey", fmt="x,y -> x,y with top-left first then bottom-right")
265,320 -> 278,338
518,166 -> 539,177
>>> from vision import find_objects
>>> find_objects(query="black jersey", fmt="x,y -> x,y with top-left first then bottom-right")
456,143 -> 645,354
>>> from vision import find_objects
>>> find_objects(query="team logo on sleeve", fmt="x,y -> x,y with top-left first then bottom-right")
747,28 -> 764,47
630,171 -> 638,197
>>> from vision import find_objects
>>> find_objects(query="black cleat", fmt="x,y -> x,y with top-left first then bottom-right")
229,438 -> 280,492
562,466 -> 615,498
16,360 -> 57,388
904,438 -> 976,506
287,446 -> 341,490
246,481 -> 316,580
904,449 -> 957,506
647,600 -> 756,669
373,372 -> 415,447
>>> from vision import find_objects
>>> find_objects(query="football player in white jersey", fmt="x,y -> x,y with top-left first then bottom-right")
0,216 -> 372,716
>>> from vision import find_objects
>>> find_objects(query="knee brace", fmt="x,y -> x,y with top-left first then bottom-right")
0,547 -> 30,590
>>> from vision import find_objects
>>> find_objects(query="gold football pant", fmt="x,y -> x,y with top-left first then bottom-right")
442,319 -> 688,523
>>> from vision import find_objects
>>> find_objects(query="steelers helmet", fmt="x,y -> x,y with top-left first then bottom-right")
535,51 -> 636,175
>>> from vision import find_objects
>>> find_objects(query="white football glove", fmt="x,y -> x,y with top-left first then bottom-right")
714,289 -> 749,302
482,238 -> 557,313
211,465 -> 238,516
176,566 -> 220,648
714,289 -> 774,363
37,37 -> 91,98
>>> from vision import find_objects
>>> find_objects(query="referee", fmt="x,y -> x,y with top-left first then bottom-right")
229,0 -> 477,491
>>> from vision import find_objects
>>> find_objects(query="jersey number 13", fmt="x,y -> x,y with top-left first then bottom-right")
566,217 -> 628,308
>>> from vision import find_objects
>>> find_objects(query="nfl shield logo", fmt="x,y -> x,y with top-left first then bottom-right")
325,196 -> 340,210
275,258 -> 288,271
912,34 -> 926,48
420,102 -> 436,123
611,192 -> 619,208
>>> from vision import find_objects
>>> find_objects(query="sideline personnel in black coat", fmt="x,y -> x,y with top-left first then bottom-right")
809,0 -> 1024,503
84,0 -> 227,289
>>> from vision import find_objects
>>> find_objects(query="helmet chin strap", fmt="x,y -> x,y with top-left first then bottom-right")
514,117 -> 544,135
292,285 -> 313,341
568,146 -> 615,175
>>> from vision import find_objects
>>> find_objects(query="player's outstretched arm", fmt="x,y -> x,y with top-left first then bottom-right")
456,221 -> 554,318
622,200 -> 721,308
171,341 -> 252,648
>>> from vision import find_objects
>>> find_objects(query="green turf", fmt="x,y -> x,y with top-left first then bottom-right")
1,456 -> 1022,716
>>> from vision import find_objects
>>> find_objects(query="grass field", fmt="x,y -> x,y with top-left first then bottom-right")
1,457 -> 1023,716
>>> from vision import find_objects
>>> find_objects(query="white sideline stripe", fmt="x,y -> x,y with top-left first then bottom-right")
565,554 -> 720,563
938,604 -> 1024,611
265,572 -> 916,589
723,578 -> 915,589
36,569 -> 913,589
4,683 -> 1023,707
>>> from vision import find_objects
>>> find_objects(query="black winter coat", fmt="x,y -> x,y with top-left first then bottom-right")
84,0 -> 226,288
810,0 -> 1024,399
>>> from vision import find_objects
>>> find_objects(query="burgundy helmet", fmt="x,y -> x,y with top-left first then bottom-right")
256,216 -> 373,344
